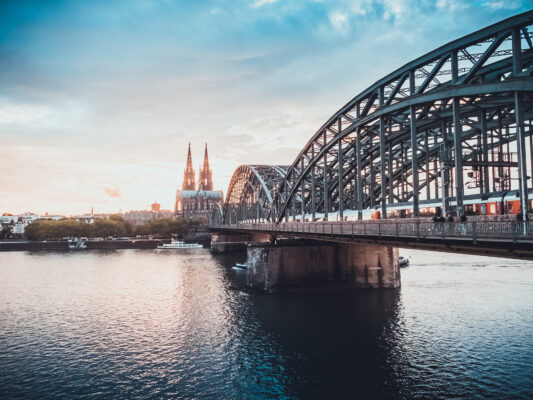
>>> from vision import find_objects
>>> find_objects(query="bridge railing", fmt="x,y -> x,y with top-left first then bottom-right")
221,220 -> 533,241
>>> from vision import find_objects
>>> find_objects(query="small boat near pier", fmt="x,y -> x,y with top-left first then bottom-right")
399,256 -> 410,267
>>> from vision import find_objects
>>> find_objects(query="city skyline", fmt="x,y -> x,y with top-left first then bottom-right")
1,142 -> 217,216
1,0 -> 531,214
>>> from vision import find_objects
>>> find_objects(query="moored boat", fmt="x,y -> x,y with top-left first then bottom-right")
68,239 -> 87,250
233,262 -> 247,269
157,240 -> 203,249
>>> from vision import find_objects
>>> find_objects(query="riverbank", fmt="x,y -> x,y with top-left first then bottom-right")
0,238 -> 210,251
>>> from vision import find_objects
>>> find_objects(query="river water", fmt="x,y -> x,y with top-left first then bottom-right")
0,249 -> 532,399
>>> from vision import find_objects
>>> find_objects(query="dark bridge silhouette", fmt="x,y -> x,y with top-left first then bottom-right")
211,12 -> 533,279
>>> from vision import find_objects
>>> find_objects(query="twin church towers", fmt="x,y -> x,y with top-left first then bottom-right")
182,142 -> 213,191
174,143 -> 223,219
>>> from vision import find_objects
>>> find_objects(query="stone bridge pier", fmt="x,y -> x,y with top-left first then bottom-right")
210,231 -> 273,253
211,232 -> 400,293
246,242 -> 400,293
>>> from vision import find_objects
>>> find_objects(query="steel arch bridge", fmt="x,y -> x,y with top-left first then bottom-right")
218,11 -> 533,225
221,165 -> 289,225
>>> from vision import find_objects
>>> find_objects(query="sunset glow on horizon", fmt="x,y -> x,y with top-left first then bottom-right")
1,0 -> 530,215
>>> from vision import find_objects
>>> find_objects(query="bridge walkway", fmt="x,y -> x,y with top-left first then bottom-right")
211,219 -> 533,260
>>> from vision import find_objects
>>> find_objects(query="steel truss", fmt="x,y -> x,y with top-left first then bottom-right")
222,11 -> 533,224
220,165 -> 288,224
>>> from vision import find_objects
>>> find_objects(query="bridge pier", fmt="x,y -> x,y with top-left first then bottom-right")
210,231 -> 272,253
246,242 -> 400,293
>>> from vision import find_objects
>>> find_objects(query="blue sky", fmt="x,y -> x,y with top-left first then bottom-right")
1,0 -> 532,214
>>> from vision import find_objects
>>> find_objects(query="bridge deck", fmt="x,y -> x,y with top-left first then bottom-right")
211,220 -> 533,260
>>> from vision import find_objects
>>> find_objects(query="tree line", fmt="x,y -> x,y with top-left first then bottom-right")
24,215 -> 199,241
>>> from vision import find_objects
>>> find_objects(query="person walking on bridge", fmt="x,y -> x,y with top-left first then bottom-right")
445,212 -> 453,235
459,214 -> 467,235
433,212 -> 443,233
432,213 -> 439,233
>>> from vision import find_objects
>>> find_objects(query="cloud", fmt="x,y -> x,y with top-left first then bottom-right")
0,97 -> 89,135
252,0 -> 278,8
103,186 -> 121,198
329,11 -> 349,33
0,0 -> 531,214
0,100 -> 52,125
483,0 -> 522,9
382,0 -> 407,19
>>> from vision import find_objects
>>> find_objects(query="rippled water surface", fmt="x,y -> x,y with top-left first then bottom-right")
1,249 -> 532,399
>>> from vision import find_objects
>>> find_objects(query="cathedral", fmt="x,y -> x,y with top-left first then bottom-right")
174,143 -> 223,221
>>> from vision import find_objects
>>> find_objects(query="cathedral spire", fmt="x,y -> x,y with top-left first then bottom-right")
182,142 -> 196,190
198,142 -> 213,190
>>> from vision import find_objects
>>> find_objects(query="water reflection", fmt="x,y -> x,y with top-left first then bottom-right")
240,290 -> 402,399
0,249 -> 532,399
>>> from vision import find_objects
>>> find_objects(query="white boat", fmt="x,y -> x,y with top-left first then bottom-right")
399,256 -> 410,267
68,239 -> 87,250
232,262 -> 247,271
157,240 -> 203,249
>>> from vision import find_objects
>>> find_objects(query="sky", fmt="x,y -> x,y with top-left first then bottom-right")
1,0 -> 532,215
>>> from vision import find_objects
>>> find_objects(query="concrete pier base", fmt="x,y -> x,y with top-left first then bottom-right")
336,243 -> 400,289
210,232 -> 272,253
246,242 -> 400,293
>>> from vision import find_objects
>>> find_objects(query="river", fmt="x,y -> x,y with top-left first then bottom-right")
0,249 -> 532,399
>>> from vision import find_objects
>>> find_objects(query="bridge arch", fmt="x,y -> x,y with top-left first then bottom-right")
210,202 -> 224,226
219,11 -> 533,225
223,165 -> 288,224
275,11 -> 533,222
